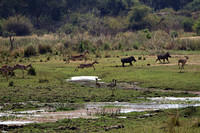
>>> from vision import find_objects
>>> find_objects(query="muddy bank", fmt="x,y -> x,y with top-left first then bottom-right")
1,100 -> 200,126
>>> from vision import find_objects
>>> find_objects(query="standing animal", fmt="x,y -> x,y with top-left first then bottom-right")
156,52 -> 171,63
75,61 -> 99,71
68,51 -> 89,63
121,56 -> 136,67
1,65 -> 16,76
178,56 -> 189,72
107,79 -> 117,96
95,78 -> 101,88
14,64 -> 32,78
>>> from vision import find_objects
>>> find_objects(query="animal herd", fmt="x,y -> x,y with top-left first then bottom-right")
70,51 -> 189,73
0,51 -> 189,81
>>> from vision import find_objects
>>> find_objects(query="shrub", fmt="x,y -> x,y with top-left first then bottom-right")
170,31 -> 178,38
24,46 -> 36,57
2,15 -> 33,36
182,18 -> 194,32
8,81 -> 14,87
78,40 -> 94,53
28,67 -> 36,76
38,44 -> 52,54
103,43 -> 111,50
193,18 -> 200,35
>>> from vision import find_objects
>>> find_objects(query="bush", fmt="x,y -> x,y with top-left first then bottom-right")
193,18 -> 200,35
28,67 -> 36,76
78,40 -> 94,53
103,43 -> 111,50
170,31 -> 178,38
182,18 -> 194,32
8,81 -> 14,87
38,44 -> 52,54
24,46 -> 36,57
2,15 -> 33,36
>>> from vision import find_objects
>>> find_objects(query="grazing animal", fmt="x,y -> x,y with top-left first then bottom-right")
95,78 -> 101,88
1,65 -> 16,76
0,68 -> 8,81
68,51 -> 89,63
121,56 -> 136,67
178,56 -> 189,72
75,61 -> 99,71
156,52 -> 171,63
14,64 -> 32,78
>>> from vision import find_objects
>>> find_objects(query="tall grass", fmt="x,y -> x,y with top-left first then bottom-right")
175,38 -> 200,50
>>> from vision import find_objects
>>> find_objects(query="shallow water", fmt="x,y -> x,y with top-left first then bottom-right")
85,102 -> 200,113
0,121 -> 35,125
149,97 -> 200,101
67,76 -> 100,82
1,97 -> 200,126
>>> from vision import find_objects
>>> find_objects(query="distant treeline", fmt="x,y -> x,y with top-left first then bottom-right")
0,0 -> 200,35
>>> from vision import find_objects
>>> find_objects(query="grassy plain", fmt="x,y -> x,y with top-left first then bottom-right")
0,50 -> 200,132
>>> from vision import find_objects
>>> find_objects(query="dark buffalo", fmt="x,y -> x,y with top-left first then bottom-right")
156,52 -> 171,63
121,56 -> 136,67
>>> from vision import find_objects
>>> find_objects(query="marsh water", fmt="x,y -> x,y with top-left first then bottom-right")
1,99 -> 200,126
1,76 -> 200,126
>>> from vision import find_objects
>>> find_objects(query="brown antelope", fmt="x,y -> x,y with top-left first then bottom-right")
68,51 -> 89,63
14,64 -> 32,78
0,68 -> 8,81
1,65 -> 16,76
75,61 -> 99,71
95,78 -> 101,88
178,56 -> 189,72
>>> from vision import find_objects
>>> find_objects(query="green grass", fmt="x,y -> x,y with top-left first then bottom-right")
0,50 -> 199,107
0,50 -> 200,133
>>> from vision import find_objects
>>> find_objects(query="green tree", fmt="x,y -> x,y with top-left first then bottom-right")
193,18 -> 200,35
128,5 -> 152,30
2,15 -> 33,36
182,18 -> 194,32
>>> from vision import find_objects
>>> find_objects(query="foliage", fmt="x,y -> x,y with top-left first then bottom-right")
38,44 -> 52,54
78,40 -> 95,53
24,45 -> 36,57
184,0 -> 200,11
2,15 -> 33,36
182,18 -> 194,32
193,18 -> 200,35
128,5 -> 152,30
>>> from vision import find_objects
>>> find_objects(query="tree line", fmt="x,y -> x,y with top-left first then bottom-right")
0,0 -> 200,36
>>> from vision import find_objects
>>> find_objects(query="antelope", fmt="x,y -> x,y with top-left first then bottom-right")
95,78 -> 101,88
68,51 -> 89,63
178,56 -> 189,72
14,64 -> 32,78
1,65 -> 16,76
0,68 -> 8,81
75,61 -> 99,71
